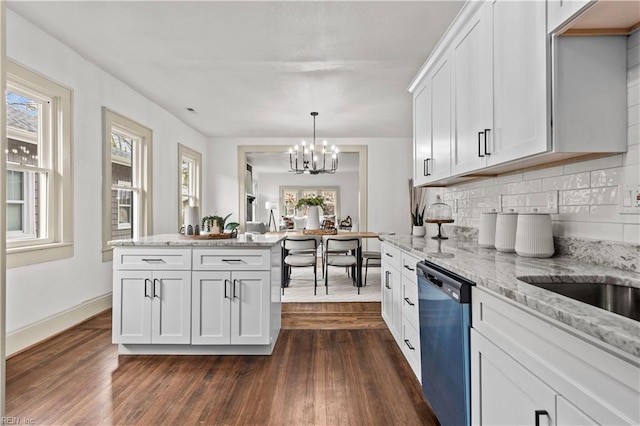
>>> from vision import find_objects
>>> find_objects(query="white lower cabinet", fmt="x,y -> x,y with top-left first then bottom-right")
113,269 -> 192,344
381,242 -> 422,383
112,245 -> 281,355
472,287 -> 639,425
191,270 -> 270,345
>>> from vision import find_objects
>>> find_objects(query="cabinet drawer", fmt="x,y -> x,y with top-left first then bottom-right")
402,277 -> 419,329
193,249 -> 269,271
401,318 -> 422,383
381,243 -> 401,269
113,248 -> 191,270
401,252 -> 421,281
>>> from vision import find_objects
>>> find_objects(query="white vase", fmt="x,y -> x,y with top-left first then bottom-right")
306,206 -> 321,230
412,225 -> 426,237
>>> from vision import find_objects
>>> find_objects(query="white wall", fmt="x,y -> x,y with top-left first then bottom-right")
253,171 -> 360,226
209,137 -> 412,239
440,30 -> 640,244
5,11 -> 209,347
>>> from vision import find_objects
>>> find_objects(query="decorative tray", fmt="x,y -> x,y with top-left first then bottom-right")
303,228 -> 338,235
179,232 -> 236,240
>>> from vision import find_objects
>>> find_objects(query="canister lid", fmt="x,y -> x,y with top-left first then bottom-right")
519,208 -> 549,216
498,208 -> 518,215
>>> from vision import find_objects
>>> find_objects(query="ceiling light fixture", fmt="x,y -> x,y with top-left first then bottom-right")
289,112 -> 338,175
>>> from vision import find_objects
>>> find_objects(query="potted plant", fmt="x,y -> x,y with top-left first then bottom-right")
202,213 -> 239,235
296,195 -> 325,230
411,204 -> 426,237
409,180 -> 427,237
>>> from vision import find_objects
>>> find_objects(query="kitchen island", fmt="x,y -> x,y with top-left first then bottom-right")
380,234 -> 639,425
109,233 -> 285,355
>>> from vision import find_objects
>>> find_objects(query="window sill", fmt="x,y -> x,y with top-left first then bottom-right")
7,242 -> 74,268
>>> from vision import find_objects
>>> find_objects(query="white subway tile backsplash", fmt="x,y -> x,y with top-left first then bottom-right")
558,205 -> 590,221
590,205 -> 640,224
589,187 -> 619,205
629,66 -> 640,88
563,155 -> 623,174
561,221 -> 624,241
523,165 -> 563,181
629,84 -> 640,107
591,168 -> 622,188
561,189 -> 591,205
494,173 -> 523,185
542,172 -> 590,191
629,104 -> 640,127
506,179 -> 542,194
623,224 -> 640,244
629,124 -> 640,146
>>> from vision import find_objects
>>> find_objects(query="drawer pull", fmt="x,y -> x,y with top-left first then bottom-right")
403,264 -> 415,272
385,271 -> 391,289
385,253 -> 393,258
404,297 -> 415,306
142,258 -> 165,263
223,259 -> 245,264
404,339 -> 415,351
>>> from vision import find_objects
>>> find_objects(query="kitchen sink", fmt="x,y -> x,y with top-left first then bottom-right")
517,277 -> 640,322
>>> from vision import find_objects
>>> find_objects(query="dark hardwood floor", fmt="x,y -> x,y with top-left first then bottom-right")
6,303 -> 437,425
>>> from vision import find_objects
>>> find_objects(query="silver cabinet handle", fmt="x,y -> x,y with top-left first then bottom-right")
142,258 -> 165,263
385,271 -> 391,289
153,278 -> 160,298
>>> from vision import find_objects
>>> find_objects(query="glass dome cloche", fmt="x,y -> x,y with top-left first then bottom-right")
425,195 -> 454,239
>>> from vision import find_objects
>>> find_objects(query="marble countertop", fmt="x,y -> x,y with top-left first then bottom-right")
109,233 -> 285,248
380,235 -> 640,360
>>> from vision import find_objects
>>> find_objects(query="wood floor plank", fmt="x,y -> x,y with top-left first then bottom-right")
6,306 -> 437,425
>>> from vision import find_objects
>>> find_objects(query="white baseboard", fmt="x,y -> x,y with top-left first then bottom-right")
6,293 -> 112,357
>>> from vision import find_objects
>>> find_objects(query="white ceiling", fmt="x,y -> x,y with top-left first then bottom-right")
6,1 -> 464,139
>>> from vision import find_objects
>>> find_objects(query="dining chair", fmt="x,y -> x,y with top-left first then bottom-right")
322,236 -> 362,294
361,251 -> 381,286
282,237 -> 319,294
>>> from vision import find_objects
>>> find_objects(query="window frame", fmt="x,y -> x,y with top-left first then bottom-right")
177,143 -> 202,230
279,186 -> 339,219
102,107 -> 152,262
5,60 -> 73,268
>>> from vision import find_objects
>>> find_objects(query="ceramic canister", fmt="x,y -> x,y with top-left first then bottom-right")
494,209 -> 518,253
478,209 -> 498,248
515,210 -> 555,258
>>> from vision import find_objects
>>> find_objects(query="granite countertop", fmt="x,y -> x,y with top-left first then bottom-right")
380,235 -> 640,361
109,233 -> 285,248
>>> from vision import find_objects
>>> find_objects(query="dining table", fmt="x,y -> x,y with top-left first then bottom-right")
266,230 -> 380,292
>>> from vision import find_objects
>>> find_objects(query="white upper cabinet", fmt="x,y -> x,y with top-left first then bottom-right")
452,2 -> 493,175
408,0 -> 628,186
414,54 -> 452,185
490,0 -> 548,166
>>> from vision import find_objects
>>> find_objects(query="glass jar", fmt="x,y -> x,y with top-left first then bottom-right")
426,195 -> 453,221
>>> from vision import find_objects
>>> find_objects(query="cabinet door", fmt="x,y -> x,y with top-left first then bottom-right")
430,54 -> 452,181
151,270 -> 192,344
113,270 -> 152,344
471,329 -> 556,426
390,266 -> 403,346
452,1 -> 492,175
413,80 -> 432,186
191,271 -> 232,345
231,270 -> 270,345
490,0 -> 548,166
381,264 -> 394,330
556,395 -> 598,426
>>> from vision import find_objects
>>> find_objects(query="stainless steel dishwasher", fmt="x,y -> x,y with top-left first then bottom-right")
417,260 -> 474,426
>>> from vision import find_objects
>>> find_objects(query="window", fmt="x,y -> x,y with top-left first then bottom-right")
102,108 -> 152,261
280,186 -> 339,218
178,144 -> 202,229
5,61 -> 73,267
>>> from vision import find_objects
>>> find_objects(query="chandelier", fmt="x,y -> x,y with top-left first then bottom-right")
289,112 -> 338,175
